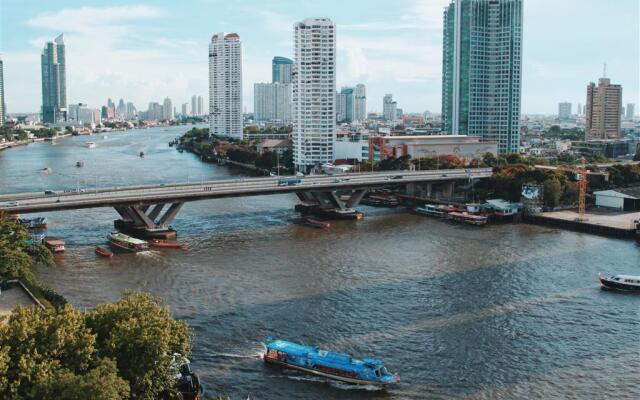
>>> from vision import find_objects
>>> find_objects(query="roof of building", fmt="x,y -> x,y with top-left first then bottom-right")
594,186 -> 640,199
258,139 -> 291,148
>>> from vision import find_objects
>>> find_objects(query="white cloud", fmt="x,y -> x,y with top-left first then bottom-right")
403,0 -> 451,30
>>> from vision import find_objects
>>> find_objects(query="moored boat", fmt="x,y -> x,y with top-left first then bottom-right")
304,217 -> 331,229
149,239 -> 189,249
86,141 -> 96,148
264,337 -> 400,386
43,236 -> 65,252
95,246 -> 114,257
107,231 -> 149,252
598,274 -> 640,292
19,216 -> 48,230
447,211 -> 488,226
415,204 -> 446,218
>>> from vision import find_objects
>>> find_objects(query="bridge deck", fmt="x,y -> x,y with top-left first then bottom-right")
0,169 -> 492,214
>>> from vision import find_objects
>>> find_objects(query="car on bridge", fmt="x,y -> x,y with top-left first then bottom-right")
278,177 -> 301,186
44,190 -> 57,196
5,201 -> 19,207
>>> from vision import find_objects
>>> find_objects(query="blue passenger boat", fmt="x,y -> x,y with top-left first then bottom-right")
264,337 -> 400,385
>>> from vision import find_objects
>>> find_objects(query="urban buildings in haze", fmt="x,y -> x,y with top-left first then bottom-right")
626,103 -> 635,120
558,102 -> 572,121
441,0 -> 523,154
41,34 -> 67,123
336,87 -> 355,123
0,55 -> 5,126
585,76 -> 622,140
163,97 -> 173,120
191,95 -> 197,116
197,95 -> 204,116
272,56 -> 293,84
254,82 -> 292,124
181,103 -> 188,116
292,18 -> 336,172
354,84 -> 366,122
209,32 -> 242,138
383,94 -> 397,121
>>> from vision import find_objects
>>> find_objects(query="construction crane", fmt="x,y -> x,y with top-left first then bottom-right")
577,158 -> 588,221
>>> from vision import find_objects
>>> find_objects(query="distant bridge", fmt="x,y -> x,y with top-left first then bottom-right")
0,168 -> 493,237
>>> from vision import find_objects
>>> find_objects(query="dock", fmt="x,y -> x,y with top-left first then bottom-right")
525,209 -> 639,238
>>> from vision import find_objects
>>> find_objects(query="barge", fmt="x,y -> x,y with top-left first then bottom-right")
264,337 -> 399,386
43,236 -> 65,252
447,212 -> 488,226
107,231 -> 149,252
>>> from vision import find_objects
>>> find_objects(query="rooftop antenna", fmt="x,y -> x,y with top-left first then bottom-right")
602,63 -> 607,78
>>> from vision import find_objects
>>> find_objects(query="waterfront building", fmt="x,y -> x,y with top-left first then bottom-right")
209,32 -> 242,139
354,84 -> 366,121
626,103 -> 635,120
441,0 -> 523,154
368,135 -> 497,162
191,95 -> 197,116
41,34 -> 67,123
272,56 -> 293,84
197,95 -> 204,116
292,18 -> 336,172
126,102 -> 136,119
558,102 -> 572,121
0,55 -> 5,126
254,82 -> 292,124
383,94 -> 397,121
585,76 -> 622,140
69,103 -> 100,124
163,97 -> 173,120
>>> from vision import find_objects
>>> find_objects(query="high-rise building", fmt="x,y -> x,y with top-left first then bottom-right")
340,87 -> 355,123
292,18 -> 336,172
191,95 -> 197,116
41,34 -> 67,123
254,82 -> 292,124
577,103 -> 583,116
162,97 -> 173,120
585,77 -> 622,140
383,94 -> 397,121
441,0 -> 522,154
272,56 -> 293,84
181,103 -> 188,116
336,91 -> 347,123
126,102 -> 136,119
354,84 -> 366,121
197,95 -> 204,116
626,103 -> 635,120
116,99 -> 126,119
558,102 -> 572,120
209,33 -> 242,138
0,55 -> 5,126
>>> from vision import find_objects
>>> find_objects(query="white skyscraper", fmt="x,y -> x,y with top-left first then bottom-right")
354,83 -> 366,121
181,103 -> 188,116
197,95 -> 204,116
0,55 -> 5,126
383,94 -> 397,121
191,95 -> 197,116
209,32 -> 242,138
254,82 -> 292,124
293,18 -> 336,172
162,97 -> 173,120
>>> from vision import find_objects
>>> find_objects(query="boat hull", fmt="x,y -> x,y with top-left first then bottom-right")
599,277 -> 640,292
264,357 -> 393,386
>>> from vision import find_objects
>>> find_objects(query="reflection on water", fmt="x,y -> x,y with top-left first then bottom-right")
2,127 -> 638,399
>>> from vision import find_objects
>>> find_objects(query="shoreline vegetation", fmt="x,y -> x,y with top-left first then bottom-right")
178,127 -> 640,210
0,213 -> 231,400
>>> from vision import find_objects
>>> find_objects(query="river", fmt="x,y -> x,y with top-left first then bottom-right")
1,126 -> 638,399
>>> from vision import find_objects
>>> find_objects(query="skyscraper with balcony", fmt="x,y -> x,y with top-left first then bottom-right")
292,18 -> 336,172
254,82 -> 292,124
209,33 -> 242,138
41,34 -> 67,123
0,55 -> 5,126
272,56 -> 293,84
441,0 -> 522,154
163,97 -> 173,120
354,84 -> 367,121
383,94 -> 397,121
585,77 -> 622,140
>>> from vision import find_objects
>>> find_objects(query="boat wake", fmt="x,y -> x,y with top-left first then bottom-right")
271,374 -> 386,391
208,352 -> 262,359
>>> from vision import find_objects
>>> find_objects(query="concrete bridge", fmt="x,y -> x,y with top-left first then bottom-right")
0,168 -> 492,238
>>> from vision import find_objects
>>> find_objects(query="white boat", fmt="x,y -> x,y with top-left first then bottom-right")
86,141 -> 96,148
107,231 -> 149,252
598,274 -> 640,292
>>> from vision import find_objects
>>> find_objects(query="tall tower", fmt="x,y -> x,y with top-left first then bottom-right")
0,55 -> 5,126
209,33 -> 242,138
292,18 -> 336,172
383,94 -> 397,121
41,34 -> 67,123
163,97 -> 173,120
197,95 -> 204,116
442,0 -> 522,154
354,84 -> 367,121
272,56 -> 293,84
191,95 -> 197,116
585,77 -> 622,140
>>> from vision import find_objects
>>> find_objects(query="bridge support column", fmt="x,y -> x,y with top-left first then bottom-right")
294,189 -> 366,220
442,182 -> 455,199
113,202 -> 184,239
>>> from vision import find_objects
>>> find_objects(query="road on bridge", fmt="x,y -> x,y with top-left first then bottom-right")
0,168 -> 493,214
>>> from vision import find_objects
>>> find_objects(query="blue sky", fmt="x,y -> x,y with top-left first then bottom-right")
1,0 -> 638,114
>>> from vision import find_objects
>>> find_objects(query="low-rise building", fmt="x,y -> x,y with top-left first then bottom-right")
367,135 -> 498,162
594,187 -> 640,211
256,139 -> 291,155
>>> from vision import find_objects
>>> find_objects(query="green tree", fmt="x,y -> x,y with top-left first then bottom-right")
86,291 -> 192,400
543,178 -> 562,208
482,152 -> 498,167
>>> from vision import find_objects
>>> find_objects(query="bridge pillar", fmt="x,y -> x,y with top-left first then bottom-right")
442,181 -> 455,199
113,202 -> 183,239
294,189 -> 366,220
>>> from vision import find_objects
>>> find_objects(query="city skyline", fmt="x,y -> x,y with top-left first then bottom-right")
0,0 -> 638,115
